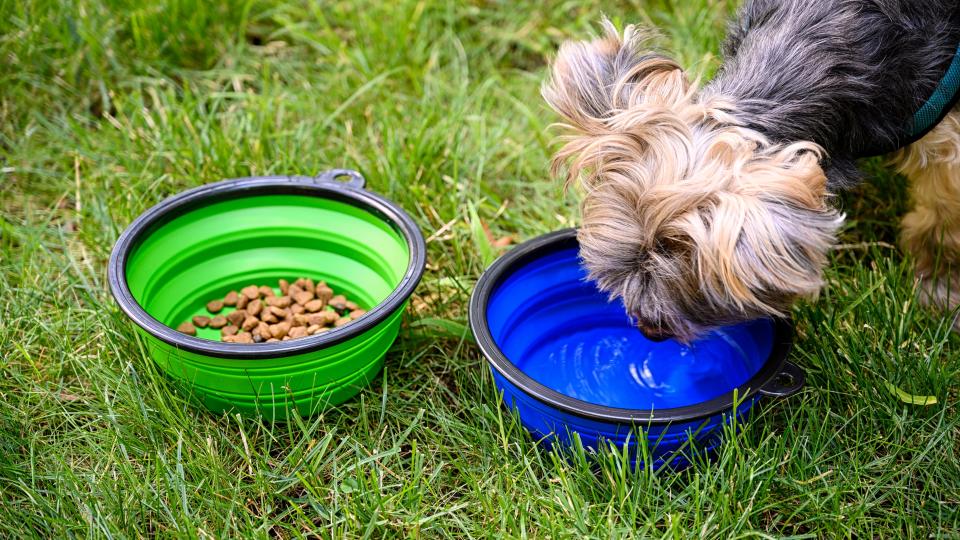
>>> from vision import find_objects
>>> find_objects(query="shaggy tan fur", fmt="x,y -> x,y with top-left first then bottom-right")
543,21 -> 843,341
892,108 -> 960,321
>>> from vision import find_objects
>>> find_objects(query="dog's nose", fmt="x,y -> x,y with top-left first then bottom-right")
636,321 -> 672,342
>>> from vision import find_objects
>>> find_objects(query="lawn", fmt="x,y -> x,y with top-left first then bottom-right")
1,0 -> 958,537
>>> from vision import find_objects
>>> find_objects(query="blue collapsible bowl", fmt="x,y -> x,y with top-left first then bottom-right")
468,229 -> 804,469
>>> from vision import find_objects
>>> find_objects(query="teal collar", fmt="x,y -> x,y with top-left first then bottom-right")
909,44 -> 960,138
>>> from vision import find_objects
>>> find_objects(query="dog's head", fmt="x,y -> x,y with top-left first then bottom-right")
543,21 -> 842,342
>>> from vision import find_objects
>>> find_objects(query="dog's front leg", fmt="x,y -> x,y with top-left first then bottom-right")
894,109 -> 960,324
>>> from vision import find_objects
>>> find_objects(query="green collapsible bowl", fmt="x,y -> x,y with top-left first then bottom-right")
108,170 -> 426,419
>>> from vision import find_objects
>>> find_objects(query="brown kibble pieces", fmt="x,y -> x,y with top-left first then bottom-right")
315,284 -> 333,302
227,332 -> 253,344
269,321 -> 291,339
242,316 -> 259,332
241,285 -> 260,300
224,290 -> 239,306
177,321 -> 196,336
306,312 -> 337,327
226,310 -> 247,326
293,290 -> 314,306
266,295 -> 291,308
255,322 -> 271,339
304,299 -> 325,312
288,326 -> 309,339
188,277 -> 361,343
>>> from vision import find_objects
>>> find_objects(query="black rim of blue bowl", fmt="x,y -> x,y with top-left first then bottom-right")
108,170 -> 426,360
468,228 -> 801,424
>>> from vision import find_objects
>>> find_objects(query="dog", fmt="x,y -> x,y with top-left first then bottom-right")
543,1 -> 960,342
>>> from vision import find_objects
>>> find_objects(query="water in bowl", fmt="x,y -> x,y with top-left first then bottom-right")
486,248 -> 774,410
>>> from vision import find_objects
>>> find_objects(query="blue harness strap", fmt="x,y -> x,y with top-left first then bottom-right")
909,44 -> 960,138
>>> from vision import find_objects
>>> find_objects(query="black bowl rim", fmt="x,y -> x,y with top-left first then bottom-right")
108,172 -> 426,360
468,228 -> 798,424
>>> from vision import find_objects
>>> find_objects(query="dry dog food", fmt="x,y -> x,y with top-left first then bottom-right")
177,278 -> 367,343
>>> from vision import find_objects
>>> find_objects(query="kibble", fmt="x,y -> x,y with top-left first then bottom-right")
266,295 -> 292,308
269,321 -> 291,339
288,326 -> 309,339
225,332 -> 253,344
242,316 -> 260,332
255,322 -> 271,340
293,290 -> 313,306
260,309 -> 278,324
226,309 -> 246,327
315,282 -> 333,302
175,277 -> 365,343
177,321 -> 197,336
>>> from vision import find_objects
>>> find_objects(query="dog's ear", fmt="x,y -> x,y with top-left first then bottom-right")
691,143 -> 843,315
543,20 -> 692,187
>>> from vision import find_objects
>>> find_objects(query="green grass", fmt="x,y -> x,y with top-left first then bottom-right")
2,0 -> 958,536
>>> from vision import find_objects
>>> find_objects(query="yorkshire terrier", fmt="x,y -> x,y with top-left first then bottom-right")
543,1 -> 960,341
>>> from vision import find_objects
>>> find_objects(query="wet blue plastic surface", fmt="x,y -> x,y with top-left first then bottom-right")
486,247 -> 775,410
491,369 -> 755,469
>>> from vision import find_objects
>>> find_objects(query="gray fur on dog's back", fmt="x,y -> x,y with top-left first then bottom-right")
706,0 -> 960,188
